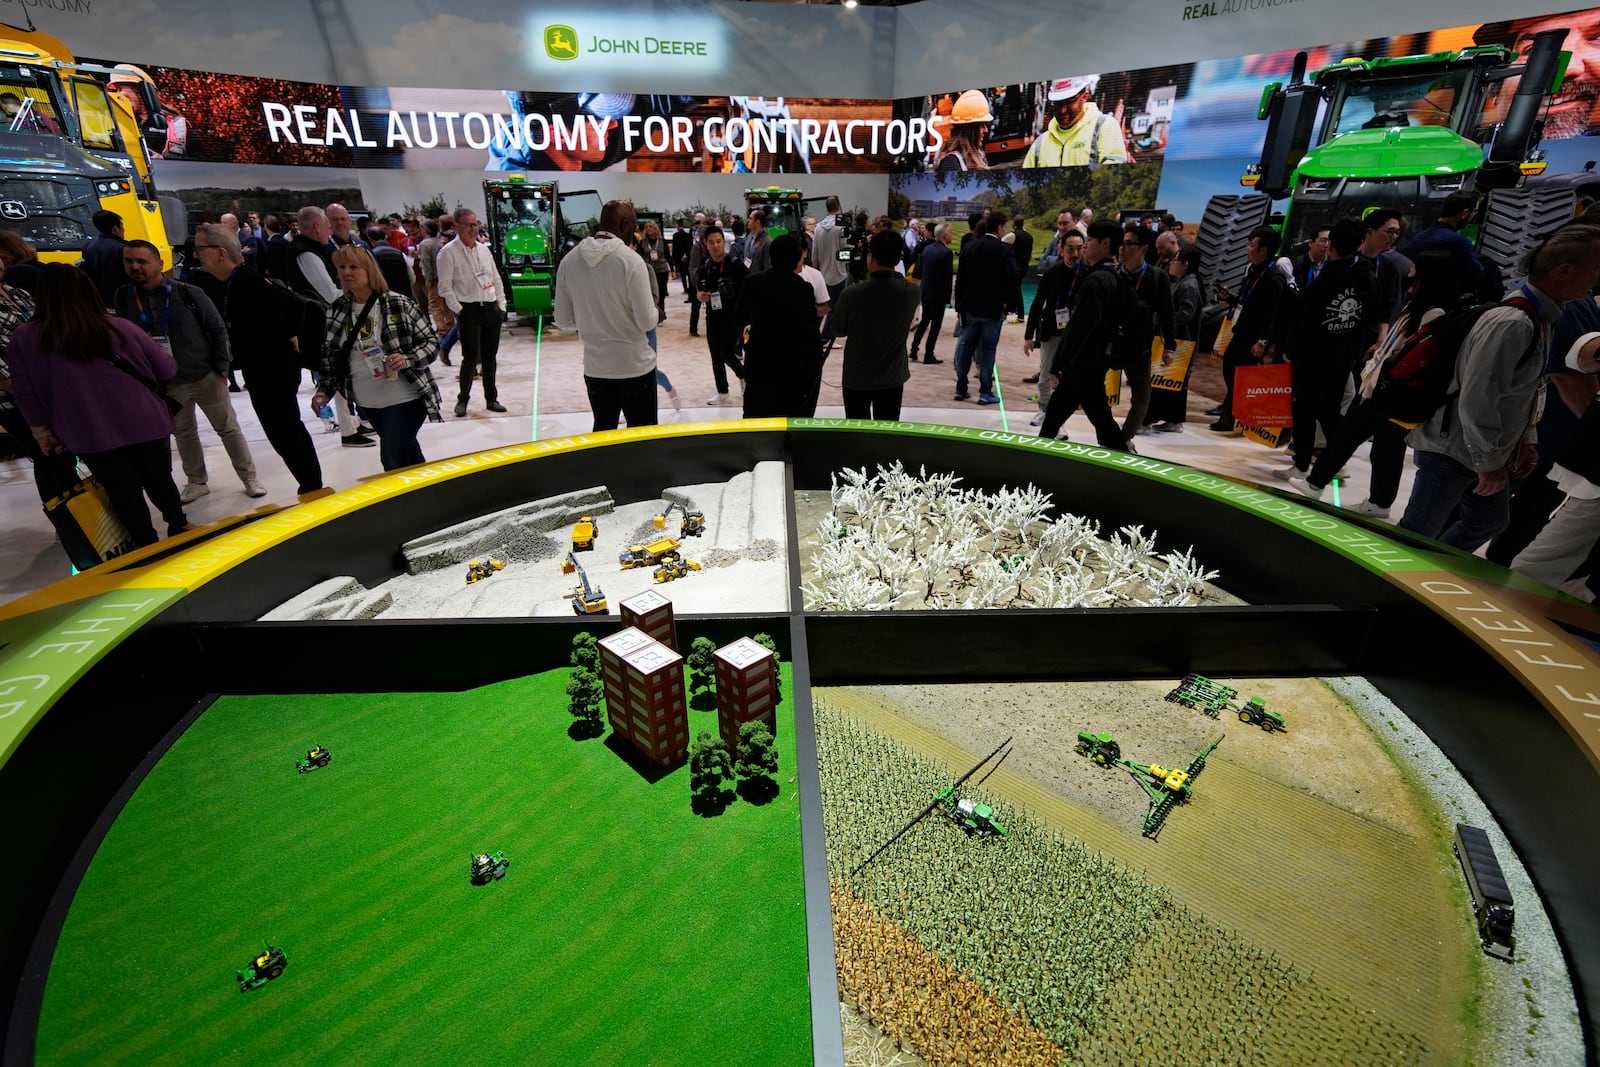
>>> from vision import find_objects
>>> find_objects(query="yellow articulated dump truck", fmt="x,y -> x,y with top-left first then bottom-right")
0,27 -> 184,268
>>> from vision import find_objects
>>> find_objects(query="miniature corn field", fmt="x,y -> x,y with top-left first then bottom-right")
802,464 -> 1220,611
817,702 -> 1428,1067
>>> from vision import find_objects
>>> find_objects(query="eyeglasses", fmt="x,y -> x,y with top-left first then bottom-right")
192,244 -> 216,252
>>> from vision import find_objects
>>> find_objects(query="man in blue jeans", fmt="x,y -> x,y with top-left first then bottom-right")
952,208 -> 1018,404
1398,224 -> 1600,549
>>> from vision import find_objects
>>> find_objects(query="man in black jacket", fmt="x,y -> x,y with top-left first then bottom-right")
733,235 -> 822,417
1211,225 -> 1289,432
1024,229 -> 1084,424
367,225 -> 418,298
696,227 -> 749,407
1116,225 -> 1176,444
82,210 -> 129,308
1037,221 -> 1134,449
193,222 -> 327,498
909,224 -> 954,364
952,209 -> 1019,403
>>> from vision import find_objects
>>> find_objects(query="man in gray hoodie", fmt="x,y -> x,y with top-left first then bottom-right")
554,200 -> 660,432
1399,224 -> 1600,549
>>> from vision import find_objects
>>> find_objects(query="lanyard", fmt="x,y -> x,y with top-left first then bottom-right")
1056,263 -> 1080,306
133,280 -> 172,337
1307,258 -> 1321,285
1239,264 -> 1261,305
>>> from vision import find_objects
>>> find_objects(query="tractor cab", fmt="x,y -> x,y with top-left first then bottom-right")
744,187 -> 830,243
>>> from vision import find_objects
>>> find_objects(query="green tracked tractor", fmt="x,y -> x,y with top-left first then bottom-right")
1074,731 -> 1122,768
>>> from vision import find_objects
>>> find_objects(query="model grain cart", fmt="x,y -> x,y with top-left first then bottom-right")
236,945 -> 287,992
652,557 -> 701,584
563,552 -> 607,615
1237,697 -> 1287,732
850,736 -> 1013,875
1074,731 -> 1122,767
571,516 -> 598,552
743,186 -> 831,242
1123,736 -> 1222,839
1197,28 -> 1573,317
618,537 -> 681,569
653,502 -> 705,538
295,744 -> 331,773
465,558 -> 505,584
0,32 -> 185,268
470,850 -> 510,885
1164,674 -> 1236,720
1454,823 -> 1515,960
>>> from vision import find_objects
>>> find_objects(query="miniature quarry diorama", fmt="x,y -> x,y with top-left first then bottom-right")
797,464 -> 1236,611
34,629 -> 808,1065
817,677 -> 1577,1067
261,463 -> 788,621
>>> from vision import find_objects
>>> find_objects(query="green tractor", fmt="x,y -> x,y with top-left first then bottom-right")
1198,28 -> 1573,303
236,944 -> 287,992
1074,731 -> 1122,768
744,186 -> 832,242
936,785 -> 1008,838
470,850 -> 510,885
481,177 -> 604,325
1237,697 -> 1287,733
295,745 -> 330,773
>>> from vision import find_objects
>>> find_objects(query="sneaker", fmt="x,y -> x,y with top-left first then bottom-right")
1026,394 -> 1039,403
356,424 -> 376,436
1270,464 -> 1307,481
1029,412 -> 1045,426
1135,424 -> 1159,436
707,393 -> 734,406
1123,440 -> 1140,455
1285,473 -> 1322,499
1155,422 -> 1184,433
178,482 -> 210,503
1348,499 -> 1391,519
689,330 -> 700,338
921,356 -> 943,364
485,400 -> 507,413
454,399 -> 468,417
341,433 -> 377,448
1007,314 -> 1024,324
953,391 -> 970,401
1022,374 -> 1040,384
669,392 -> 683,411
977,394 -> 999,405
440,354 -> 452,366
242,478 -> 268,498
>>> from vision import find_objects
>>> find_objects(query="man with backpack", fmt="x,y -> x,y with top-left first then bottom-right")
1397,224 -> 1600,549
1037,221 -> 1136,449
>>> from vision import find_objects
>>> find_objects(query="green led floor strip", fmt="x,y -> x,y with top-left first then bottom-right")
530,315 -> 544,441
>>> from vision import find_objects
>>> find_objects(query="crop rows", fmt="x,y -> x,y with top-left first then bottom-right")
816,701 -> 1429,1065
833,881 -> 1062,1067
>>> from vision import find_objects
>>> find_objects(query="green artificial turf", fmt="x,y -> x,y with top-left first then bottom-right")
37,665 -> 810,1066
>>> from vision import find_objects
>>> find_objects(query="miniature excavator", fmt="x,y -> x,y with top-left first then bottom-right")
236,944 -> 287,992
653,502 -> 706,538
561,552 -> 608,614
1166,674 -> 1287,732
465,557 -> 506,584
1123,736 -> 1223,839
653,557 -> 701,584
851,736 -> 1013,875
618,537 -> 682,569
470,850 -> 510,885
295,744 -> 331,773
571,516 -> 599,552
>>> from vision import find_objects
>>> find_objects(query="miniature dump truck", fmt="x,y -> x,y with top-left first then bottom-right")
1237,697 -> 1286,733
465,558 -> 505,584
1164,673 -> 1238,720
572,516 -> 598,552
653,502 -> 706,538
295,745 -> 331,773
1454,823 -> 1515,960
1074,731 -> 1122,767
237,945 -> 287,992
618,537 -> 681,569
652,557 -> 701,584
470,850 -> 510,885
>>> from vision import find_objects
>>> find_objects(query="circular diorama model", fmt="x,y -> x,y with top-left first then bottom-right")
0,421 -> 1595,1067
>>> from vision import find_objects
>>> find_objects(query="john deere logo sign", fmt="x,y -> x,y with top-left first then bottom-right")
544,25 -> 579,61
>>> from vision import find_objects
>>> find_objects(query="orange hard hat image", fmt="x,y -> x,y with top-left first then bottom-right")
951,89 -> 994,125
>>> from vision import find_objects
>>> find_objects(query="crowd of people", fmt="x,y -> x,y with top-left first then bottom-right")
1,188 -> 1596,599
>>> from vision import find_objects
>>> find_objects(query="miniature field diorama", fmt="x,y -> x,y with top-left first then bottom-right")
261,463 -> 788,621
797,464 -> 1235,611
816,678 -> 1574,1067
35,641 -> 808,1065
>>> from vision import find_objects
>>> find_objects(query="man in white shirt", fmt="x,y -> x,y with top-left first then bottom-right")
436,207 -> 507,417
797,242 -> 829,319
554,199 -> 660,431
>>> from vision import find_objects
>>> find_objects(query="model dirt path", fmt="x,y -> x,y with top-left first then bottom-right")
822,687 -> 1467,1061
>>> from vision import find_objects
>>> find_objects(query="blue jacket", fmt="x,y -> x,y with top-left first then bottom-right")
919,241 -> 953,305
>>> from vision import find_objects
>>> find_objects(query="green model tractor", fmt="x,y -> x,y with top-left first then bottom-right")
1237,697 -> 1287,733
481,178 -> 604,325
936,785 -> 1008,838
1198,28 -> 1574,300
1074,731 -> 1122,768
236,944 -> 287,992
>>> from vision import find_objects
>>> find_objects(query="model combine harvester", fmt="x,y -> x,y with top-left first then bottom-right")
851,736 -> 1013,876
1166,674 -> 1286,732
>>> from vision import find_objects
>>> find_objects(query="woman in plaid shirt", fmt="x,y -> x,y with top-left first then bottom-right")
310,246 -> 443,471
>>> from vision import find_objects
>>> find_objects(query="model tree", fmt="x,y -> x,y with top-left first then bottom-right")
687,636 -> 717,691
735,720 -> 779,804
688,730 -> 734,815
566,666 -> 604,738
570,631 -> 599,673
751,633 -> 779,660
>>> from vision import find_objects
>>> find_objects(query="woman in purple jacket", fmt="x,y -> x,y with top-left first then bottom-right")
9,263 -> 190,545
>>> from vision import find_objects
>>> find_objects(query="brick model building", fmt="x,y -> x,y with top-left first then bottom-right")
713,637 -> 778,757
618,589 -> 677,652
597,627 -> 689,767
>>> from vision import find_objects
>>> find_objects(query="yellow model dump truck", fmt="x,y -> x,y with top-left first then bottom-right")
571,516 -> 598,552
0,30 -> 182,268
618,537 -> 681,569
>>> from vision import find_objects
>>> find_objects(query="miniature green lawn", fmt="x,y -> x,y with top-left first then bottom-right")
36,666 -> 808,1066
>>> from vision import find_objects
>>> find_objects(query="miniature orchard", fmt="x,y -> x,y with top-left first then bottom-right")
800,464 -> 1226,611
